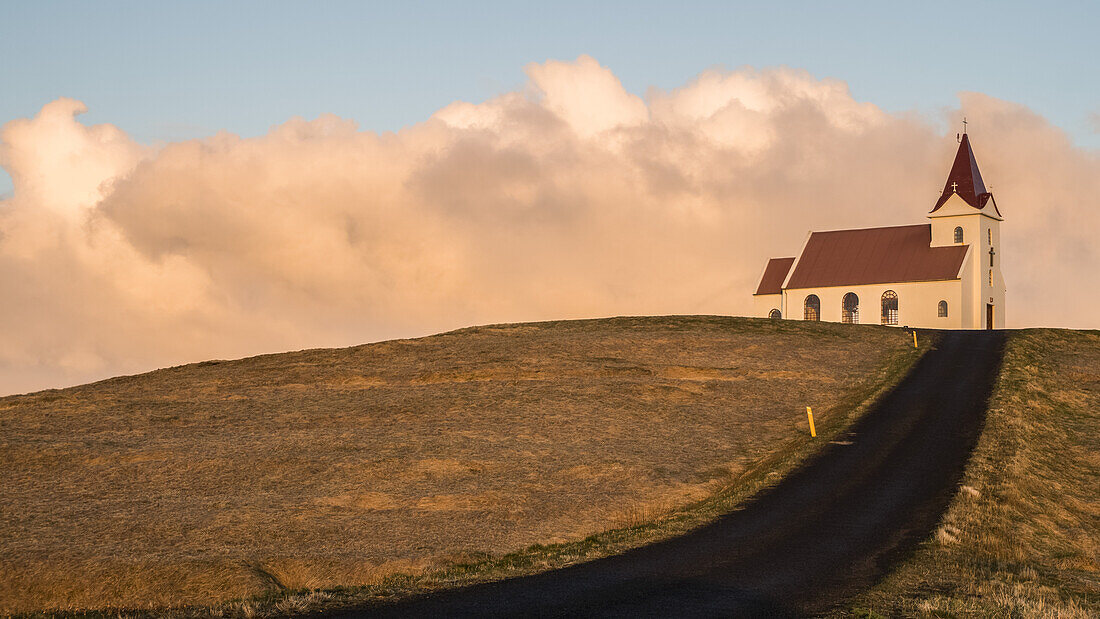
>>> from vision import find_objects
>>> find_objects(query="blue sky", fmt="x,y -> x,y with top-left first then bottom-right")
2,1 -> 1098,197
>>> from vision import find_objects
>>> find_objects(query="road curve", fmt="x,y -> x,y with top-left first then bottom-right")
341,331 -> 1006,618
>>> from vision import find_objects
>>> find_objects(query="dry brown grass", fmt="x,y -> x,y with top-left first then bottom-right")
0,315 -> 916,615
843,329 -> 1100,618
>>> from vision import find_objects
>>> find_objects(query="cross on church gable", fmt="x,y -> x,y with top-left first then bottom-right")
950,182 -> 958,192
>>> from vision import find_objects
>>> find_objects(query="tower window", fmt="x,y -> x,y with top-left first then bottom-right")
988,229 -> 992,244
954,226 -> 964,243
804,295 -> 820,321
938,300 -> 948,317
989,269 -> 993,286
881,290 -> 898,325
769,309 -> 782,319
842,292 -> 859,324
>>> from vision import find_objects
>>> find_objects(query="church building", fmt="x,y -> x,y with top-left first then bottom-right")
753,131 -> 1005,329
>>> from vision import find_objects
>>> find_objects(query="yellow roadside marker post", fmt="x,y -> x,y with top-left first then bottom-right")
913,330 -> 918,349
806,406 -> 816,437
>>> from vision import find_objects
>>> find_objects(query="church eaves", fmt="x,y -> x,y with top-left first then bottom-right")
930,133 -> 1000,216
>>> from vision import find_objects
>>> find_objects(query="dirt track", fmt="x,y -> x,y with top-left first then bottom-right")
343,330 -> 1006,617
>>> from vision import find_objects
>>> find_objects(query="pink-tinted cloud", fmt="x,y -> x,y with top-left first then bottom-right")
1,57 -> 1096,395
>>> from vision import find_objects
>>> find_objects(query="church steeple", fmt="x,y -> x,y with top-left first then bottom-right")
930,131 -> 999,215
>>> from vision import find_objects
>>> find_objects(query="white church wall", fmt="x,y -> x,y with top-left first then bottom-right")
960,250 -> 977,329
985,217 -> 1006,329
753,293 -> 783,319
782,280 -> 963,329
931,211 -> 980,249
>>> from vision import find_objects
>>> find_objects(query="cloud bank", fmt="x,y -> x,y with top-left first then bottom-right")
2,56 -> 1097,394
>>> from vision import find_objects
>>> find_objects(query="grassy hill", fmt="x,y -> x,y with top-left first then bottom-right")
0,316 -> 923,615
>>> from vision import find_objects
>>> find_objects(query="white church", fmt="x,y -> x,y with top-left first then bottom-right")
753,130 -> 1005,329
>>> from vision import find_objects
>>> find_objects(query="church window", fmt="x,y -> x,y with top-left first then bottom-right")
804,295 -> 820,321
769,309 -> 782,319
842,293 -> 859,324
880,291 -> 898,325
954,226 -> 964,243
989,269 -> 993,286
988,229 -> 992,244
938,300 -> 948,317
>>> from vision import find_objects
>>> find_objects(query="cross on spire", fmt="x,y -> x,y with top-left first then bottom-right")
962,117 -> 968,134
951,182 -> 958,192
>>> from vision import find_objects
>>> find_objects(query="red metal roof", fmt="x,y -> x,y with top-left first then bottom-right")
754,257 -> 795,295
930,133 -> 1001,216
783,224 -> 968,290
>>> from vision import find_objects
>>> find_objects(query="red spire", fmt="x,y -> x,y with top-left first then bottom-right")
931,133 -> 998,215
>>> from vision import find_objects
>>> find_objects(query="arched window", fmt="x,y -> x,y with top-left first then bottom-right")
881,290 -> 898,325
804,295 -> 820,321
988,229 -> 992,244
842,293 -> 859,324
938,300 -> 948,317
769,309 -> 782,319
954,226 -> 964,243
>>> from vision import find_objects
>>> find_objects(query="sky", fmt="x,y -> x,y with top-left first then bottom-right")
1,1 -> 1099,395
3,0 -> 1098,197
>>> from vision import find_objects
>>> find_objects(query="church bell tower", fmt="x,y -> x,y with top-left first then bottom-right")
927,128 -> 1005,329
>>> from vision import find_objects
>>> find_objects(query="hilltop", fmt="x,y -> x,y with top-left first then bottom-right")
0,316 -> 922,614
